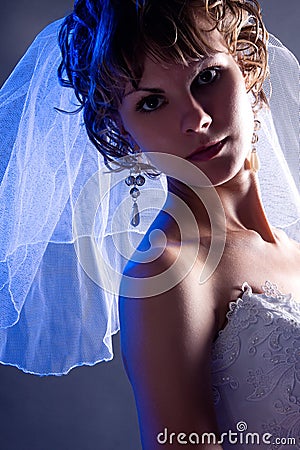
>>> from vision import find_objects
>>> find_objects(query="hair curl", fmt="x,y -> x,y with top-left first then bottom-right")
58,0 -> 269,168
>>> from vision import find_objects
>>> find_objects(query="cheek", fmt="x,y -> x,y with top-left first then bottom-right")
126,127 -> 155,153
119,113 -> 170,153
230,79 -> 254,141
241,94 -> 255,140
119,109 -> 149,145
118,109 -> 134,137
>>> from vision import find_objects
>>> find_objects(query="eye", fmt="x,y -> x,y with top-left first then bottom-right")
196,67 -> 220,86
136,95 -> 166,113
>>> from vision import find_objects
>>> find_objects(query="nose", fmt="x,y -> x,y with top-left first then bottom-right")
181,97 -> 212,134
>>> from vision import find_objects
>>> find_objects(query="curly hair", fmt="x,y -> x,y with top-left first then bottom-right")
58,0 -> 269,167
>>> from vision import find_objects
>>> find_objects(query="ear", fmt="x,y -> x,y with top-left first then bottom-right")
234,55 -> 250,88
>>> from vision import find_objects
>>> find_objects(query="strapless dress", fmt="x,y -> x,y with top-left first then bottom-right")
212,281 -> 300,449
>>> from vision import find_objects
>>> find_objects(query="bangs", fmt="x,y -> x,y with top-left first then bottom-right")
114,1 -> 220,89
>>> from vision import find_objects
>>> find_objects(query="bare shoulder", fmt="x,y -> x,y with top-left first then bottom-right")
119,242 -> 217,338
119,240 -> 221,448
119,234 -> 218,333
268,227 -> 300,270
274,227 -> 299,245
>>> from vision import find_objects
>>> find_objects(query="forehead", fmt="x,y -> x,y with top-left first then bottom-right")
141,26 -> 228,77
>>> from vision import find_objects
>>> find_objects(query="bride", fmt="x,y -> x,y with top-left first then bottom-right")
57,0 -> 300,448
0,0 -> 299,448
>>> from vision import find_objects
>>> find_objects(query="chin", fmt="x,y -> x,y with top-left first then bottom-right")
184,159 -> 227,186
216,164 -> 251,187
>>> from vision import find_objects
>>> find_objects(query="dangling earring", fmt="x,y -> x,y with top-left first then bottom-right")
125,155 -> 146,227
250,118 -> 261,173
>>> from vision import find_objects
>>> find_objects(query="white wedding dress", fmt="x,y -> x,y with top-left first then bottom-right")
212,281 -> 300,449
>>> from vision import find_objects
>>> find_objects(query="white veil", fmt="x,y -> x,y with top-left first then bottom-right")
0,19 -> 298,375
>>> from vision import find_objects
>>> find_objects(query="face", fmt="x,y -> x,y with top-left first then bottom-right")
118,29 -> 254,187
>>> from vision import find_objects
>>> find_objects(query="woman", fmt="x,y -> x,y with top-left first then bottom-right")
0,0 -> 299,448
57,0 -> 300,448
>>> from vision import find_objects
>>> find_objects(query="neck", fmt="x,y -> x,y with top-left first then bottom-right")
166,168 -> 276,244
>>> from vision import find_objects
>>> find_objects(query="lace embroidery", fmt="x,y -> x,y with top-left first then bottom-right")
262,280 -> 285,300
211,281 -> 300,449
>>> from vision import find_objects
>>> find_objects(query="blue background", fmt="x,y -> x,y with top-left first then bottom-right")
0,1 -> 299,449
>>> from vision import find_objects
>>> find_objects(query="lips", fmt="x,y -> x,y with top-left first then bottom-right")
187,138 -> 227,162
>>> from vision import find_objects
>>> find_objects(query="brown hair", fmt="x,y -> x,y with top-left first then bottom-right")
59,0 -> 268,167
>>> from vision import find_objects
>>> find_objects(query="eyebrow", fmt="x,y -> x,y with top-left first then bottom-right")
124,87 -> 165,97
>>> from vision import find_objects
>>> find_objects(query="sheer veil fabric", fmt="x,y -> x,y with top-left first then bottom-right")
0,19 -> 299,375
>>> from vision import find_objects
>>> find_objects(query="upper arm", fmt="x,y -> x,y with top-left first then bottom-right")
119,258 -> 221,449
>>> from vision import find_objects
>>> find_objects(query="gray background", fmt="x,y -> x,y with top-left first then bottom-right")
0,1 -> 299,450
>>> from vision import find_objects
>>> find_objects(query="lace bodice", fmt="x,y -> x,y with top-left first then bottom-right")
211,281 -> 300,449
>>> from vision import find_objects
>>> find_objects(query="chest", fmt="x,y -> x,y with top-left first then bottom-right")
177,231 -> 300,338
214,235 -> 300,332
226,241 -> 299,297
183,231 -> 300,333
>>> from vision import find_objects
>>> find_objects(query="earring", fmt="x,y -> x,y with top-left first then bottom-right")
125,159 -> 146,227
250,119 -> 261,173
